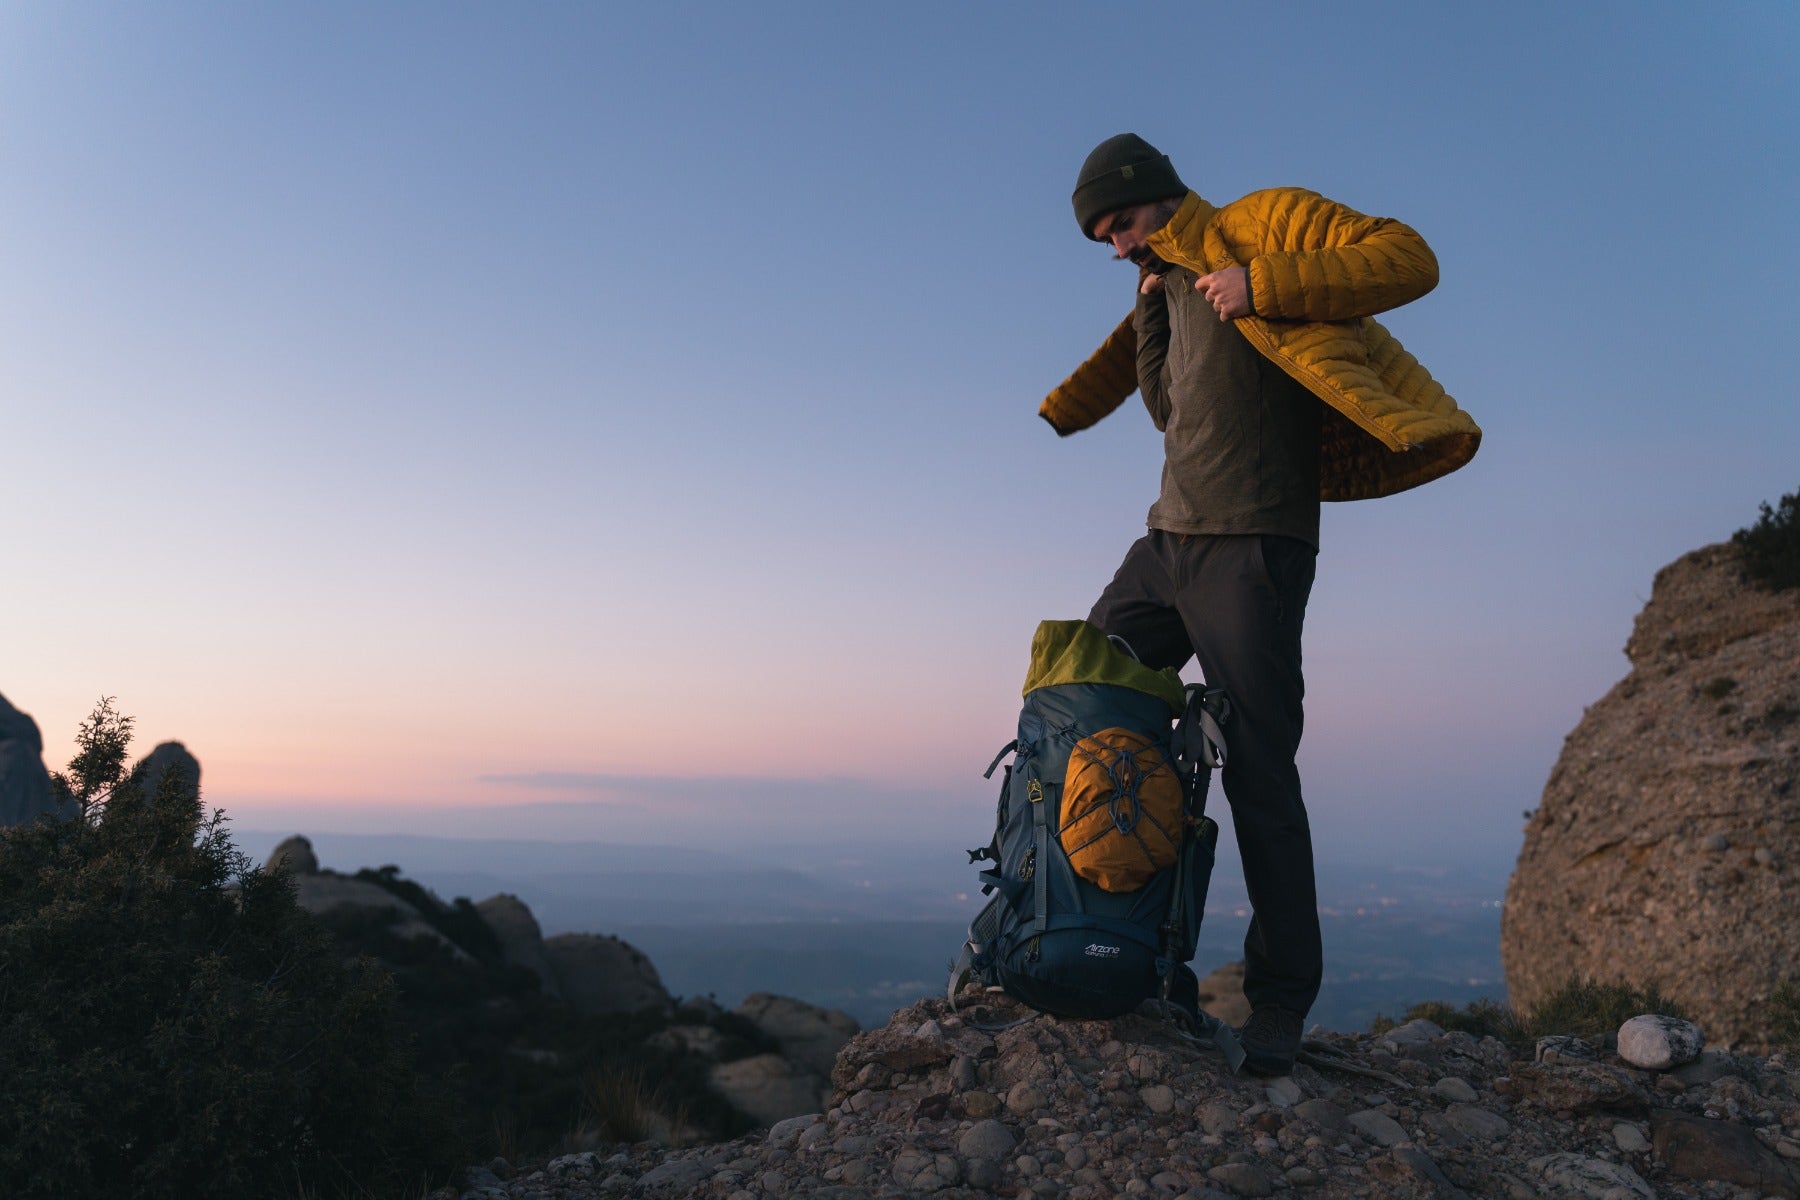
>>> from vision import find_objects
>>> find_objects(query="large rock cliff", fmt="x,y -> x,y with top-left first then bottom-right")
1502,542 -> 1800,1045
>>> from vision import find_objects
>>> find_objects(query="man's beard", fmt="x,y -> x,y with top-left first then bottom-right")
1129,247 -> 1171,275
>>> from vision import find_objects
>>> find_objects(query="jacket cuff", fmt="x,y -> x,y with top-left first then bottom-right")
1040,411 -> 1074,437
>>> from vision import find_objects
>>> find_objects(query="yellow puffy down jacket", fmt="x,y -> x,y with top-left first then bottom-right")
1040,189 -> 1481,501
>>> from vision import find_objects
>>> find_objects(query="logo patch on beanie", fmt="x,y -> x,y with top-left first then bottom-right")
1121,165 -> 1135,179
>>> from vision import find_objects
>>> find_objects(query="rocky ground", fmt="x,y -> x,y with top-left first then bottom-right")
432,993 -> 1800,1200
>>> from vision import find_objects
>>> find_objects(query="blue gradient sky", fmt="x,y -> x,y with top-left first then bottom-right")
3,3 -> 1796,869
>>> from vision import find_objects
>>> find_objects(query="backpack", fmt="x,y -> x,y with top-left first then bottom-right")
949,620 -> 1236,1045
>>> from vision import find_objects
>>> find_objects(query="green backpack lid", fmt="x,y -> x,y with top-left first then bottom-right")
1021,619 -> 1187,715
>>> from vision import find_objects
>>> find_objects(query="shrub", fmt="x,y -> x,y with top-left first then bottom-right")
1376,997 -> 1522,1045
0,701 -> 461,1200
1732,487 -> 1800,592
47,694 -> 134,818
1699,676 -> 1738,701
1772,982 -> 1800,1054
574,1063 -> 690,1147
1521,977 -> 1688,1042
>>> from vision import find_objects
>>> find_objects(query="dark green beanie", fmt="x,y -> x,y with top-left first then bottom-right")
1072,133 -> 1186,239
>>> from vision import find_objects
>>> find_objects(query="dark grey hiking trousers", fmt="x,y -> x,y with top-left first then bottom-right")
1087,531 -> 1322,1018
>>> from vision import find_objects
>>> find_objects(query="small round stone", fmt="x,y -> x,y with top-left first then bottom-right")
1617,1014 -> 1705,1070
958,1118 -> 1018,1160
1433,1076 -> 1479,1104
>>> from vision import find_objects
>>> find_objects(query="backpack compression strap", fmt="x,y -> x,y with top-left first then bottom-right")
1027,777 -> 1050,938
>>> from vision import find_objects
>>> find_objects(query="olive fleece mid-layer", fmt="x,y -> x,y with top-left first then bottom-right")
1136,259 -> 1323,547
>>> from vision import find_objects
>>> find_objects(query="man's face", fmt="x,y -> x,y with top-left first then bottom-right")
1092,202 -> 1170,273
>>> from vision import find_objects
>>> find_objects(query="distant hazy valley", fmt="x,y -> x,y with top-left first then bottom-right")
233,827 -> 1507,1032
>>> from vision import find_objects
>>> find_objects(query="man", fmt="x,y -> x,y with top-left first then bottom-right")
1044,133 -> 1480,1075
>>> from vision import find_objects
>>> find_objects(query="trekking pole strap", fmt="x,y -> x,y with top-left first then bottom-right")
1178,686 -> 1229,774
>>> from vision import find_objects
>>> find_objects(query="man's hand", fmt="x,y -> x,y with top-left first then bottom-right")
1194,267 -> 1251,320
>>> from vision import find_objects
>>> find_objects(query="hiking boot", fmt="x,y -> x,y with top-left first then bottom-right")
1238,1006 -> 1305,1076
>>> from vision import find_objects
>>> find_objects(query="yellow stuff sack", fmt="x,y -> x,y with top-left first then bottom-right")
1059,728 -> 1184,893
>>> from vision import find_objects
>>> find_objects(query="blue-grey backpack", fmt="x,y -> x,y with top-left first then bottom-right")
950,620 -> 1229,1027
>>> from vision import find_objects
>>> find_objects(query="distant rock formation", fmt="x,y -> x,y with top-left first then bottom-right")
0,691 -> 60,827
697,993 -> 861,1125
475,893 -> 561,999
124,741 -> 201,808
1503,541 -> 1800,1045
263,838 -> 864,1129
708,1054 -> 832,1129
544,932 -> 674,1017
267,834 -> 320,874
271,842 -> 672,1014
292,871 -> 471,957
733,992 -> 860,1078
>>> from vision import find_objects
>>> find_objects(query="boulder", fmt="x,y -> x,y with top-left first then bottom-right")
733,992 -> 859,1077
267,835 -> 319,874
707,1053 -> 828,1128
474,893 -> 560,998
1616,1014 -> 1705,1070
543,933 -> 672,1017
1503,542 -> 1800,1046
0,691 -> 61,827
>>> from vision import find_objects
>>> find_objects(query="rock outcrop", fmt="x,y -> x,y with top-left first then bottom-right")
733,993 -> 860,1078
544,932 -> 674,1018
267,834 -> 320,874
263,839 -> 850,1129
0,691 -> 61,827
430,995 -> 1800,1200
1503,542 -> 1800,1045
476,892 -> 562,999
707,1054 -> 832,1130
698,993 -> 861,1129
292,871 -> 469,955
125,741 -> 201,807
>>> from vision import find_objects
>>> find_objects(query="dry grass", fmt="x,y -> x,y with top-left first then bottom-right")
1373,977 -> 1692,1053
569,1064 -> 691,1149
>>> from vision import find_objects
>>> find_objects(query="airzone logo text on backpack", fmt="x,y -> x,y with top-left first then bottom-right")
950,619 -> 1228,1022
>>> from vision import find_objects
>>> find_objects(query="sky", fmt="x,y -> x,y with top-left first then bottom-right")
3,2 -> 1796,874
